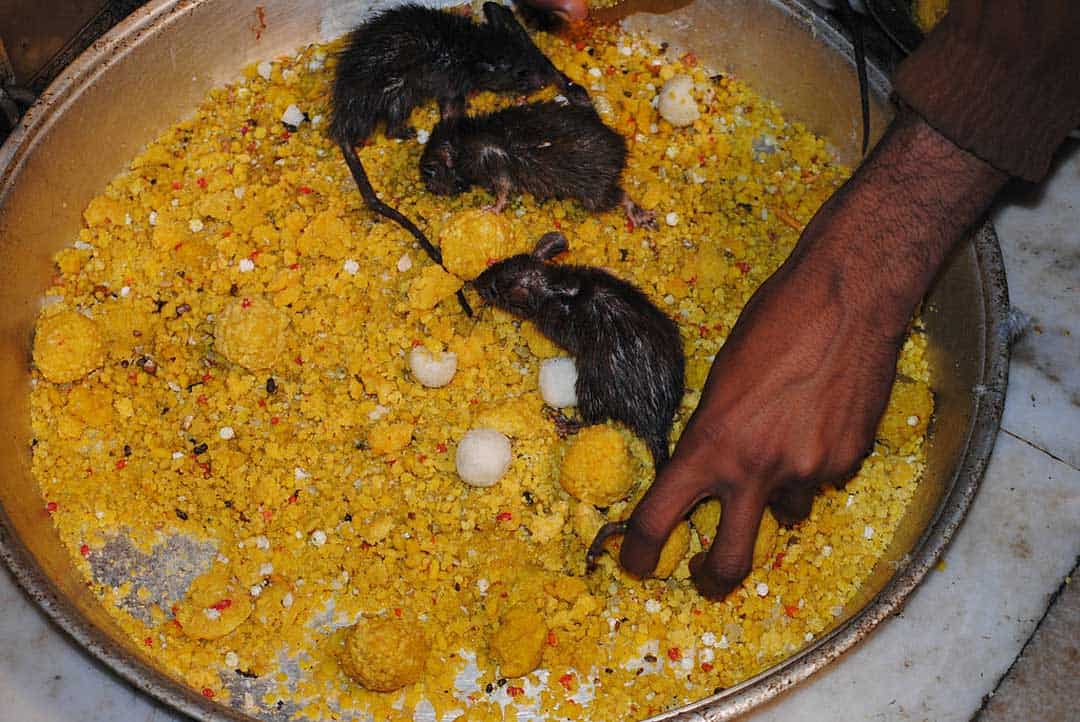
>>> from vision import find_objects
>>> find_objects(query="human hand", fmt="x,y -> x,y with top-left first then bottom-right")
617,112 -> 1007,600
617,245 -> 906,599
516,0 -> 589,23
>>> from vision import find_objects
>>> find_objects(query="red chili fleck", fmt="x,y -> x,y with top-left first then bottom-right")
547,630 -> 558,646
507,686 -> 524,698
626,219 -> 635,232
575,40 -> 586,50
171,181 -> 182,190
46,501 -> 58,513
681,52 -> 698,66
222,229 -> 232,237
785,604 -> 799,618
496,511 -> 512,522
258,399 -> 267,408
698,325 -> 708,338
281,131 -> 291,141
250,249 -> 262,259
411,339 -> 422,348
201,688 -> 215,699
270,416 -> 280,425
553,220 -> 562,230
701,536 -> 710,547
485,257 -> 497,267
196,394 -> 208,405
605,65 -> 616,76
211,598 -> 233,612
692,607 -> 703,616
170,619 -> 183,630
436,443 -> 447,454
297,185 -> 313,194
241,297 -> 253,309
394,607 -> 403,618
736,261 -> 751,274
289,262 -> 300,270
417,454 -> 427,463
360,541 -> 372,551
79,544 -> 90,557
687,275 -> 697,285
772,552 -> 785,569
649,63 -> 661,77
196,177 -> 208,189
558,673 -> 574,690
261,509 -> 273,520
468,398 -> 479,405
241,125 -> 250,135
115,459 -> 127,470
287,493 -> 298,504
202,373 -> 213,383
701,662 -> 714,673
667,647 -> 682,662
294,356 -> 304,365
143,637 -> 153,647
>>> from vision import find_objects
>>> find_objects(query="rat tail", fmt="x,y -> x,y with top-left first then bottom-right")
339,140 -> 472,316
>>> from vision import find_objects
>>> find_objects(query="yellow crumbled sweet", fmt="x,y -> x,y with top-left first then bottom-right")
340,617 -> 429,692
438,209 -> 516,279
915,0 -> 949,31
214,296 -> 290,371
408,264 -> 464,310
559,424 -> 636,506
28,23 -> 934,722
473,393 -> 549,439
519,320 -> 562,358
691,501 -> 780,569
175,571 -> 253,640
489,603 -> 548,678
368,420 -> 415,455
652,521 -> 691,579
876,378 -> 933,451
32,310 -> 105,383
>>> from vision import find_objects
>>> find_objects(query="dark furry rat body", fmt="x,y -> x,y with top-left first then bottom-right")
420,101 -> 656,228
330,2 -> 588,313
475,232 -> 684,468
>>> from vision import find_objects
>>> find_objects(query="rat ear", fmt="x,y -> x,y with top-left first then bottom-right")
532,232 -> 569,261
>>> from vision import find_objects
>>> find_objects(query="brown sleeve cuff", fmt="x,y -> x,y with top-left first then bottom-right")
893,4 -> 1080,182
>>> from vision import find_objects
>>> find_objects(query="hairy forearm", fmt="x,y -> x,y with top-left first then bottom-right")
790,111 -> 1008,332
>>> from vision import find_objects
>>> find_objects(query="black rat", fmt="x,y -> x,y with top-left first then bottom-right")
420,101 -> 657,228
330,2 -> 589,285
475,231 -> 683,468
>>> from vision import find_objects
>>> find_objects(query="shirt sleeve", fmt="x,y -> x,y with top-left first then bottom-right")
892,0 -> 1080,182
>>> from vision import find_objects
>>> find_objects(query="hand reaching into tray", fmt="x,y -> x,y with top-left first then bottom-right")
619,112 -> 1007,599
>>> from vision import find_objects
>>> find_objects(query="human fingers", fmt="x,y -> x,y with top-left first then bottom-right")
619,458 -> 712,578
689,489 -> 765,600
517,0 -> 589,22
767,483 -> 818,527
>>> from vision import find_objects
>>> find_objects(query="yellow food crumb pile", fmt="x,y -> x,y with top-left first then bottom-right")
559,423 -> 637,506
339,617 -> 430,692
29,18 -> 934,722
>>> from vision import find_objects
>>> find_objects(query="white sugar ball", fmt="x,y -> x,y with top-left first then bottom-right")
281,104 -> 305,128
539,357 -> 578,408
455,429 -> 512,487
408,347 -> 457,388
657,74 -> 700,127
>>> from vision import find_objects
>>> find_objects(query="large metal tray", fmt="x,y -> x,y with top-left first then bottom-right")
0,1 -> 1009,719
